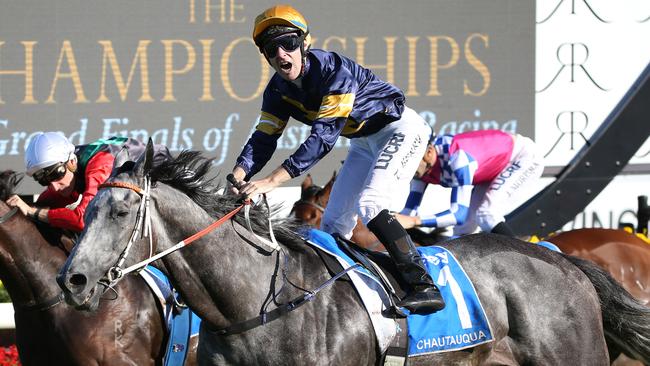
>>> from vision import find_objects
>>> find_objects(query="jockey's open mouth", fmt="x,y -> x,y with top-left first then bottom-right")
279,60 -> 292,72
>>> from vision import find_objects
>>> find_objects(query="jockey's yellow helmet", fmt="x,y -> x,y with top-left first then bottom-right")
252,5 -> 310,50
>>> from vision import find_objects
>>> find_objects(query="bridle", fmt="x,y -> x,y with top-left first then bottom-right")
97,176 -> 280,287
99,178 -> 154,284
291,185 -> 326,214
96,175 -> 362,337
292,199 -> 325,213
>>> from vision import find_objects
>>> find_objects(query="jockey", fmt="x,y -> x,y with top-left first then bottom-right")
395,130 -> 544,237
230,4 -> 444,314
5,132 -> 170,232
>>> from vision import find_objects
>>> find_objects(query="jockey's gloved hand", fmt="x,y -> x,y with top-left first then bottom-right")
226,173 -> 243,195
226,173 -> 260,204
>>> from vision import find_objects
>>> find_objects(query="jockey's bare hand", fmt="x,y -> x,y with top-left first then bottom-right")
235,166 -> 292,200
238,178 -> 279,200
395,213 -> 421,229
5,194 -> 36,217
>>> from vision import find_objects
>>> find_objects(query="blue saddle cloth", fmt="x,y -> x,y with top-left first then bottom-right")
141,266 -> 201,365
407,247 -> 493,355
306,229 -> 493,356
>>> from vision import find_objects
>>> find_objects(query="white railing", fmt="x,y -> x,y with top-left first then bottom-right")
0,303 -> 15,329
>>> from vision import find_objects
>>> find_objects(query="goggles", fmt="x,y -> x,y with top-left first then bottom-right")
33,162 -> 68,186
263,34 -> 303,58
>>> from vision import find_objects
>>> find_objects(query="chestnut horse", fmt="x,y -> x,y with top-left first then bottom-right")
290,172 -> 375,242
547,228 -> 650,305
0,171 -> 196,366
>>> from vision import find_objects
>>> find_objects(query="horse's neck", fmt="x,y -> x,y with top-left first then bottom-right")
153,190 -> 298,327
0,208 -> 66,306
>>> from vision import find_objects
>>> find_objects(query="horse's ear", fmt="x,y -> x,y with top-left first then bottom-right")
301,174 -> 313,191
11,171 -> 24,188
134,138 -> 155,177
113,146 -> 131,170
143,138 -> 155,174
323,172 -> 336,196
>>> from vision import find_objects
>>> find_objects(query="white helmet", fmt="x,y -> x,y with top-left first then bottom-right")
25,132 -> 76,176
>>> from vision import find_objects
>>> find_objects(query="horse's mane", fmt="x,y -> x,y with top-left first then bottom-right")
0,170 -> 23,201
148,151 -> 308,251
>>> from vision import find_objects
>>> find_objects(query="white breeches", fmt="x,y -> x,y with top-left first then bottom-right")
321,107 -> 431,238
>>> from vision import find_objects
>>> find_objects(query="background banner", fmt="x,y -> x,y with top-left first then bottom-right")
0,0 -> 534,193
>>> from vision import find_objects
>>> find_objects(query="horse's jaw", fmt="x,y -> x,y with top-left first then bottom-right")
60,283 -> 101,311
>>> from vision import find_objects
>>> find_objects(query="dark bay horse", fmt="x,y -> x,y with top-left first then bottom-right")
58,145 -> 650,365
0,171 -> 195,365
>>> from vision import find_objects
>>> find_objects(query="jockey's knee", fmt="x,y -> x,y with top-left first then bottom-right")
321,215 -> 356,239
358,205 -> 382,227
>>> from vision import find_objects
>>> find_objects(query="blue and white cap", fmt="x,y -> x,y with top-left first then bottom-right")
25,132 -> 75,176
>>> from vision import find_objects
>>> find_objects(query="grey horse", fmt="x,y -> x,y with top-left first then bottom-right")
58,141 -> 650,365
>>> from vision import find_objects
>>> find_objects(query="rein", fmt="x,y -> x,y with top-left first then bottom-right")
13,292 -> 64,313
99,176 -> 348,336
212,263 -> 361,336
0,207 -> 18,224
97,177 -> 280,285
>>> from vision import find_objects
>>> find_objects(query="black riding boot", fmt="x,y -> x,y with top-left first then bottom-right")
367,210 -> 445,315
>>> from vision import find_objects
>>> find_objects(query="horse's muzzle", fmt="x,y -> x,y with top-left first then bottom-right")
57,272 -> 99,310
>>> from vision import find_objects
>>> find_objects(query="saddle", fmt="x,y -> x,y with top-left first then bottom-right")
320,235 -> 414,364
330,235 -> 408,311
303,229 -> 494,362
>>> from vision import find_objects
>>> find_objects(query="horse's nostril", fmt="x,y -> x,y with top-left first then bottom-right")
69,273 -> 88,287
